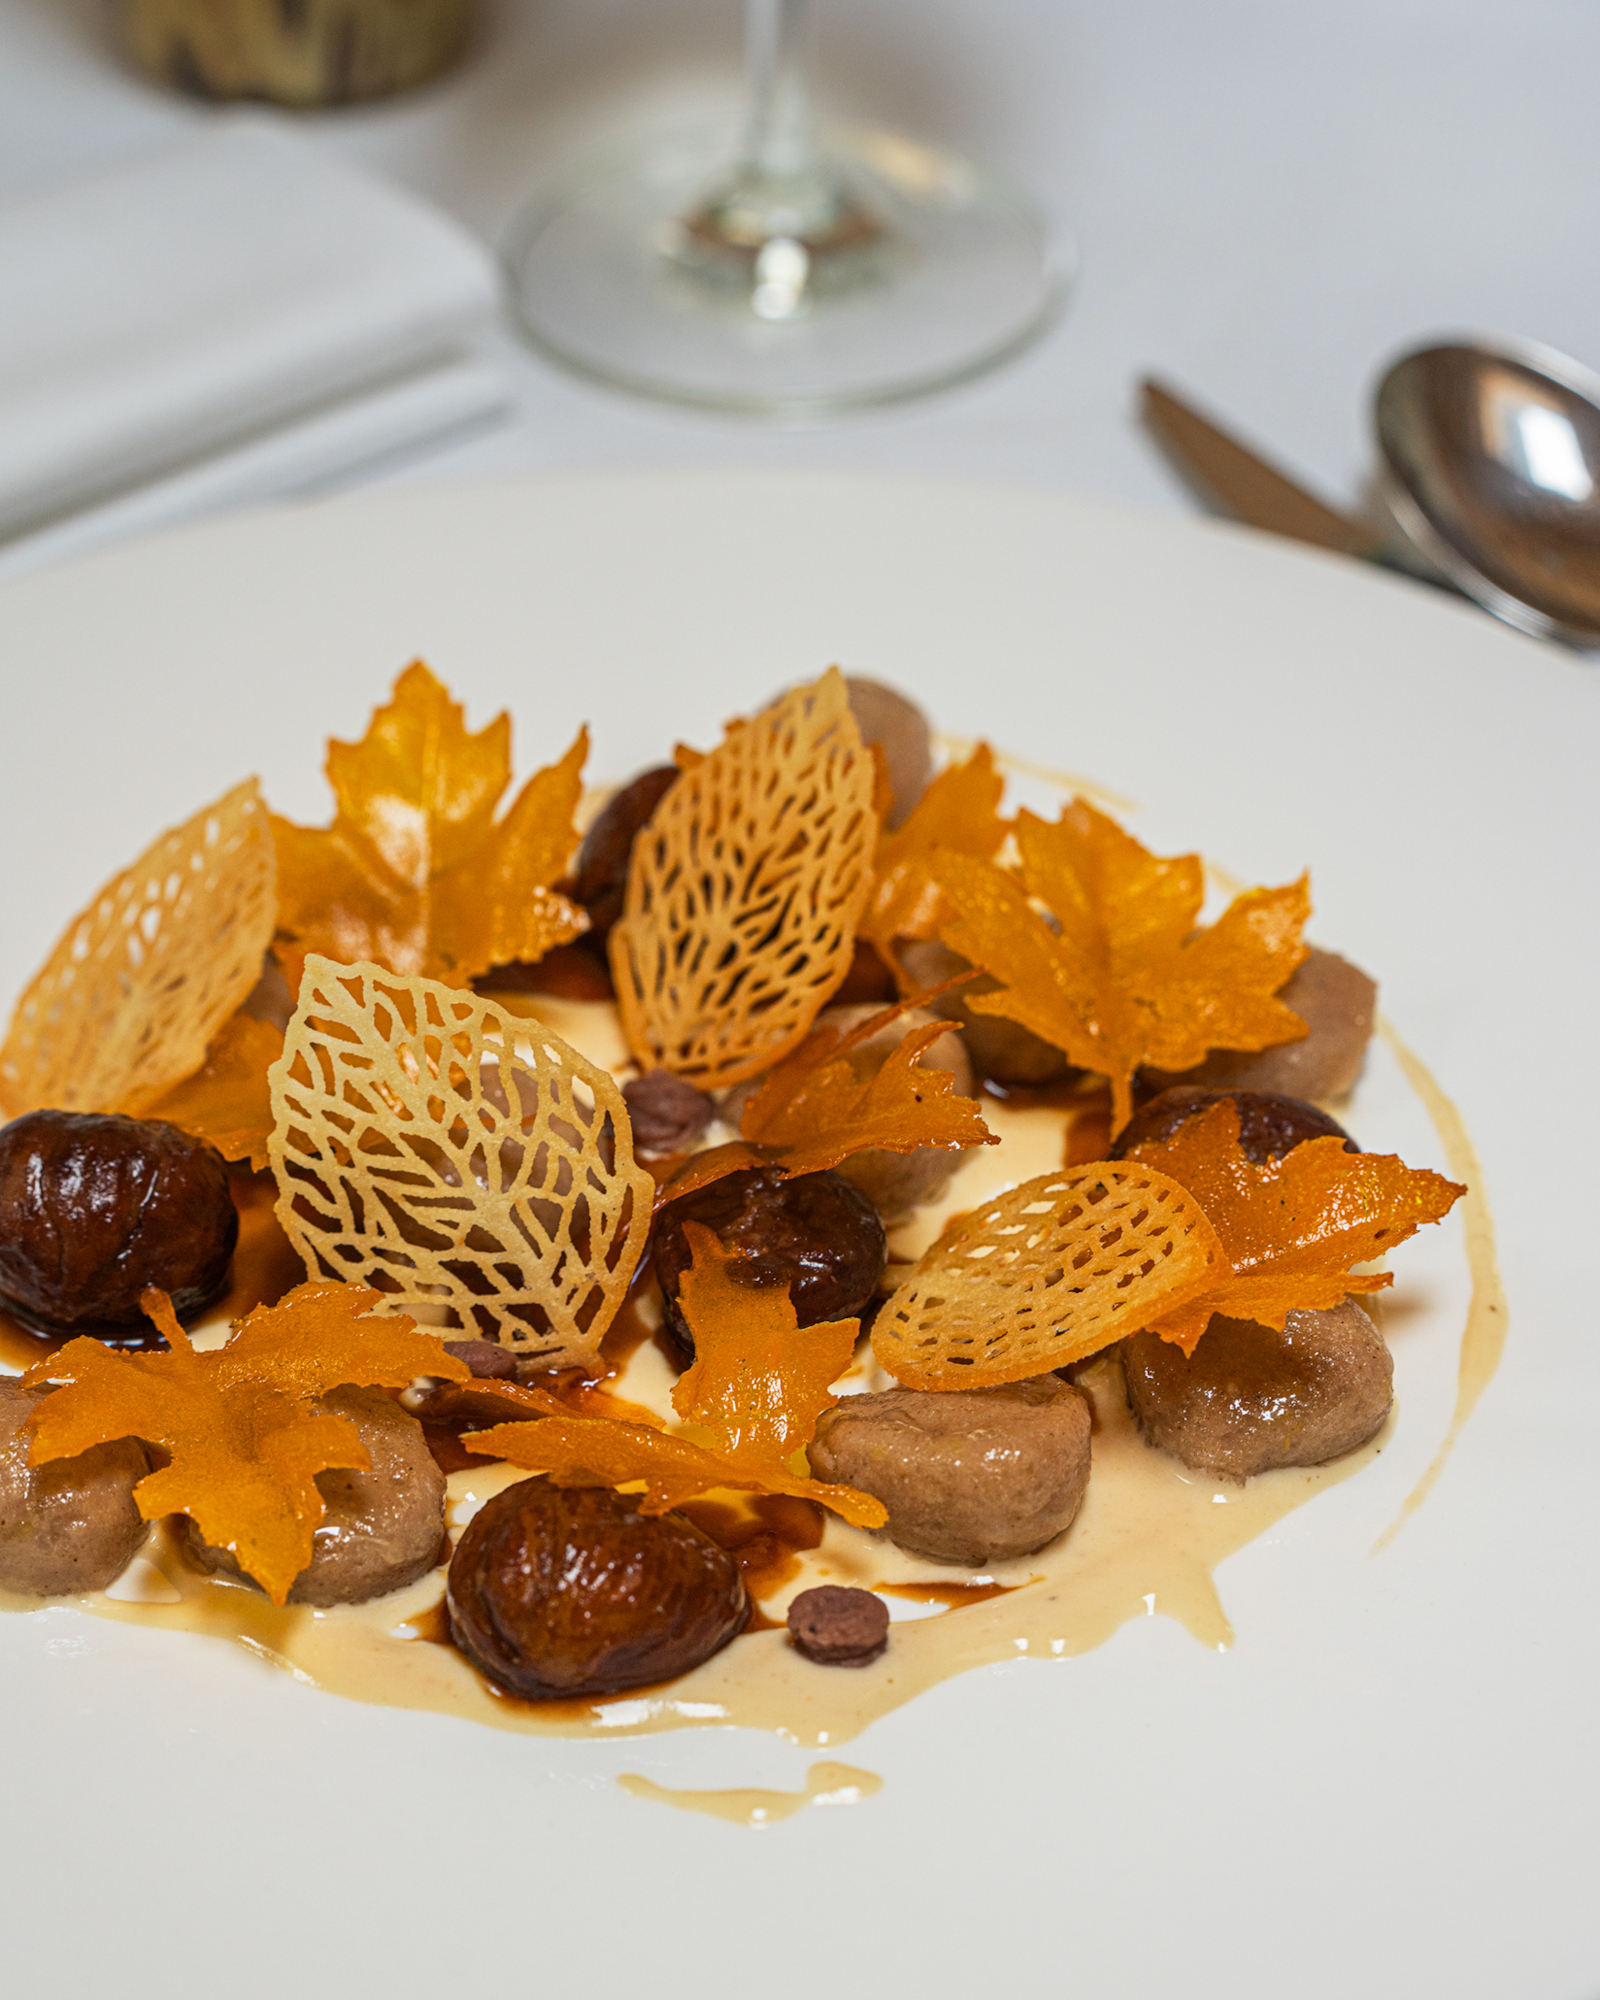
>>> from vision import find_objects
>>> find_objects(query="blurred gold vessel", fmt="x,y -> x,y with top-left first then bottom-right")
122,0 -> 475,107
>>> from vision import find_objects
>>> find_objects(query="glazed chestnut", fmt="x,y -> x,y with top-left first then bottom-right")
447,1480 -> 748,1700
651,1166 -> 887,1360
0,1111 -> 237,1339
1110,1086 -> 1356,1165
572,765 -> 678,954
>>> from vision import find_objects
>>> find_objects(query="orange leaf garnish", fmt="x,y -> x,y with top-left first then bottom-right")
462,1405 -> 885,1528
871,1161 -> 1228,1389
0,780 -> 276,1119
462,1227 -> 886,1527
609,668 -> 879,1091
22,1282 -> 468,1606
670,1223 -> 858,1473
269,958 -> 653,1371
936,800 -> 1311,1132
134,1012 -> 283,1170
658,986 -> 996,1205
1122,1099 -> 1466,1353
271,662 -> 589,990
859,742 -> 1009,967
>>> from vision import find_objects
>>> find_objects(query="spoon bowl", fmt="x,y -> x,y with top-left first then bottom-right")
1375,337 -> 1600,645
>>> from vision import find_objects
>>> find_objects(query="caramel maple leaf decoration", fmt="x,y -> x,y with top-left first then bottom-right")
22,1283 -> 470,1606
859,742 -> 1009,969
936,799 -> 1311,1133
462,1227 -> 885,1528
657,983 -> 997,1204
272,662 -> 589,991
132,1012 -> 283,1170
1123,1100 -> 1466,1354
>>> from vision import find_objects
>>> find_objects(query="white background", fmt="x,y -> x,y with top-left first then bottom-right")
3,0 -> 1598,526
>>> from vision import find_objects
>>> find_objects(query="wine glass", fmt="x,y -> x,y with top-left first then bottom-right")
501,0 -> 1067,417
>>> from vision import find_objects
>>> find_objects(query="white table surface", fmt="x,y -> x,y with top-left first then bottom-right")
3,0 -> 1596,542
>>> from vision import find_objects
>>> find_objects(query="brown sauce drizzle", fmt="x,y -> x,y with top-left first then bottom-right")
877,1579 -> 1026,1609
678,1494 -> 827,1630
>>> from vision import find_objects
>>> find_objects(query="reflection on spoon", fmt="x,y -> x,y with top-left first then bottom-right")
1375,336 -> 1600,645
617,1760 -> 883,1825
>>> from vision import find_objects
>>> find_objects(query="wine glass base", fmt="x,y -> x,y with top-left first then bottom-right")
501,122 -> 1070,418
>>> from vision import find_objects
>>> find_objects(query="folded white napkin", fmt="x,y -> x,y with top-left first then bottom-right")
0,118 -> 509,550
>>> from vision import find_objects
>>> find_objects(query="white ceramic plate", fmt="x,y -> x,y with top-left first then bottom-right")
0,471 -> 1594,2000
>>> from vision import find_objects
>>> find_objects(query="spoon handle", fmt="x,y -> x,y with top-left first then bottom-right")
1140,378 -> 1384,561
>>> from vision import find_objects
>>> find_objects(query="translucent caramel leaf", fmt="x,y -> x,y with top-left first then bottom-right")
670,1223 -> 859,1474
1123,1099 -> 1467,1353
609,668 -> 879,1091
871,1161 -> 1229,1389
270,958 -> 653,1371
462,1409 -> 886,1528
135,1012 -> 283,1170
658,987 -> 997,1205
859,742 -> 1009,964
272,663 -> 589,990
22,1282 -> 468,1605
461,1229 -> 887,1528
0,780 -> 276,1119
937,800 -> 1311,1132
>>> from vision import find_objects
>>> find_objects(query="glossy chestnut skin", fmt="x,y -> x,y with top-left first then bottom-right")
572,765 -> 678,955
446,1480 -> 748,1700
1110,1086 -> 1355,1166
0,1111 -> 237,1339
650,1165 -> 887,1360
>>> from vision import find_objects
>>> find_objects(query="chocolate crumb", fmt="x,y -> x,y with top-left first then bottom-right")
624,1068 -> 715,1155
442,1339 -> 517,1381
786,1585 -> 890,1668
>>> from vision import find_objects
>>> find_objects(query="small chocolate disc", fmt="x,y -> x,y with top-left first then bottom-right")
786,1585 -> 890,1667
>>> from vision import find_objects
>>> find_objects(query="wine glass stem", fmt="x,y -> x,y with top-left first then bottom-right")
742,0 -> 815,178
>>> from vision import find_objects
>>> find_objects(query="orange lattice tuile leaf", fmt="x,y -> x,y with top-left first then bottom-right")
1122,1099 -> 1466,1354
670,1223 -> 859,1473
936,799 -> 1311,1134
871,1161 -> 1229,1389
133,1012 -> 283,1170
859,742 -> 1010,967
0,780 -> 277,1120
269,957 -> 654,1371
609,668 -> 880,1091
658,985 -> 997,1205
271,662 -> 589,991
22,1281 -> 469,1606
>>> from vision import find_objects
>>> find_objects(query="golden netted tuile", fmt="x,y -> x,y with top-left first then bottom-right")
0,779 -> 276,1118
268,956 -> 653,1370
871,1162 -> 1229,1390
609,668 -> 879,1091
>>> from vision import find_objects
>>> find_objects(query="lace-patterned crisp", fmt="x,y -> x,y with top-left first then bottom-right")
871,1162 -> 1228,1389
0,779 -> 275,1117
269,956 -> 653,1371
609,668 -> 879,1091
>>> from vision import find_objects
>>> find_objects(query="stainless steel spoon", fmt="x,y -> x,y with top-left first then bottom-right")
1142,336 -> 1600,648
1374,336 -> 1600,646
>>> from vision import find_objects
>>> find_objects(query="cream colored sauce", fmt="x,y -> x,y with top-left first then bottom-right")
616,1762 -> 882,1825
1371,1016 -> 1507,1550
0,968 -> 1476,1754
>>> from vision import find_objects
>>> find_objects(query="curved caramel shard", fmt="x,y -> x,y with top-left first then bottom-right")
609,668 -> 879,1091
871,1162 -> 1228,1390
269,957 -> 653,1371
0,779 -> 276,1118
